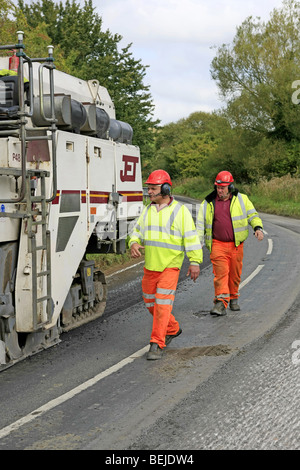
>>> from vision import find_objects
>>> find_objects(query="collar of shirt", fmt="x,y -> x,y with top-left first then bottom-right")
151,196 -> 173,212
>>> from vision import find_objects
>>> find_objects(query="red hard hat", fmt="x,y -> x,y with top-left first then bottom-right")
215,171 -> 234,186
145,169 -> 172,186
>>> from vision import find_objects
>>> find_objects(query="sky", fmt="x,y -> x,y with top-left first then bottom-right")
95,0 -> 284,125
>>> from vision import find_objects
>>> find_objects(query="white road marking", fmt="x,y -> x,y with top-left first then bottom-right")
239,265 -> 265,290
106,260 -> 144,278
267,238 -> 273,255
0,345 -> 148,440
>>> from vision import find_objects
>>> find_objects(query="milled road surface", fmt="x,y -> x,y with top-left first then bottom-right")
130,292 -> 300,450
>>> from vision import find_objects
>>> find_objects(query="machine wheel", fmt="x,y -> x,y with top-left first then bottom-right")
61,269 -> 107,332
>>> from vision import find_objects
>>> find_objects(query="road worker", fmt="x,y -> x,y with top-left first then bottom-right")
197,171 -> 264,316
129,169 -> 203,360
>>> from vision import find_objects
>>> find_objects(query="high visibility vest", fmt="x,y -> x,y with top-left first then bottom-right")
0,69 -> 17,77
129,199 -> 203,271
0,69 -> 28,82
197,190 -> 263,252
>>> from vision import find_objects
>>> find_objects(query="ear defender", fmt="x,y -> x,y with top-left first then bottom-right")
160,183 -> 171,196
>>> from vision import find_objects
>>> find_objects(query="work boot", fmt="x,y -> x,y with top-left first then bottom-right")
210,301 -> 227,316
147,343 -> 163,360
165,328 -> 182,346
230,299 -> 240,311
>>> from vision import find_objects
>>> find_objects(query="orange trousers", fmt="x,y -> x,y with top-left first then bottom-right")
210,239 -> 244,307
142,267 -> 180,349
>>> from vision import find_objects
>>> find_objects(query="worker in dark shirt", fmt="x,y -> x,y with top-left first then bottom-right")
197,171 -> 264,315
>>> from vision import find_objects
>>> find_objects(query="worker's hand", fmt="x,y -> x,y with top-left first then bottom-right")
130,242 -> 144,258
255,230 -> 264,241
187,264 -> 200,282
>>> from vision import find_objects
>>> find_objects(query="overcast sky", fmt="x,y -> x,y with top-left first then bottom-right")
96,0 -> 284,125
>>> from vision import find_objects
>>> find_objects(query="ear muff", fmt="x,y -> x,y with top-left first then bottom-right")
160,183 -> 171,196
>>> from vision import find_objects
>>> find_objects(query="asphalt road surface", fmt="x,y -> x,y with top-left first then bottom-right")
0,209 -> 299,452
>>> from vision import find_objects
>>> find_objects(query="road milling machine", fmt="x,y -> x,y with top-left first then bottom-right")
0,32 -> 143,369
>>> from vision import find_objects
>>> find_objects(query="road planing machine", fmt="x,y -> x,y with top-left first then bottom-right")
0,32 -> 143,369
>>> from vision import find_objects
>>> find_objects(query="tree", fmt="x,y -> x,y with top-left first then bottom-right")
152,112 -> 224,180
211,0 -> 300,142
0,1 -> 22,44
17,0 -> 158,159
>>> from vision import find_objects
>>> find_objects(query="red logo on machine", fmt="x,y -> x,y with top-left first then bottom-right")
120,155 -> 139,182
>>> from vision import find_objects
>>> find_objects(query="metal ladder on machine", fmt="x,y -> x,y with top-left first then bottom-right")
26,169 -> 52,329
0,31 -> 58,330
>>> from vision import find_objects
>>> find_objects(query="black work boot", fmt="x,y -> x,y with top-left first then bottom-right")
165,328 -> 182,346
210,301 -> 227,316
147,343 -> 163,360
230,299 -> 240,311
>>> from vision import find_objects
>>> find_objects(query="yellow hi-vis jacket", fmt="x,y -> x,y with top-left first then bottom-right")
0,69 -> 29,82
129,199 -> 203,272
197,190 -> 263,252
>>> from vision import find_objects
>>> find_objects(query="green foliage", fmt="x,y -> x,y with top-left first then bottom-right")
0,1 -> 23,44
201,124 -> 299,184
87,251 -> 132,271
211,0 -> 300,141
240,174 -> 300,217
147,111 -> 225,181
172,176 -> 210,200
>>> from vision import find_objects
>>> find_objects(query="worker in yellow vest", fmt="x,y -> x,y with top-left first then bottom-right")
129,169 -> 203,360
197,171 -> 264,316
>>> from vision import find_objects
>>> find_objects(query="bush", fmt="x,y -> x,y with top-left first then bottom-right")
240,175 -> 300,217
248,174 -> 300,202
